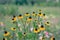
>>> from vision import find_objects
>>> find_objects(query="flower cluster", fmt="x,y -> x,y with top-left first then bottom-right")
3,10 -> 55,40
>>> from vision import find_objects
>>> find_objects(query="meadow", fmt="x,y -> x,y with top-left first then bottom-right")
0,5 -> 60,40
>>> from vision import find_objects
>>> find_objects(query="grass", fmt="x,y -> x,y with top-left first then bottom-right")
0,5 -> 60,40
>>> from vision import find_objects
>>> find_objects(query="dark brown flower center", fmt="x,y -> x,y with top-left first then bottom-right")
13,28 -> 16,29
43,14 -> 45,16
13,15 -> 16,18
53,38 -> 55,40
4,31 -> 7,34
47,22 -> 49,24
3,38 -> 5,40
41,25 -> 44,28
33,12 -> 35,14
12,18 -> 14,20
35,28 -> 37,31
29,16 -> 32,19
26,13 -> 29,14
19,14 -> 22,17
24,32 -> 26,34
39,13 -> 41,15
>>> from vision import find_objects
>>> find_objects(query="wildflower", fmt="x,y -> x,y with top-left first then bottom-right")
18,14 -> 23,19
42,14 -> 45,18
40,25 -> 45,31
38,13 -> 43,17
4,31 -> 10,36
32,12 -> 35,16
42,14 -> 47,19
12,16 -> 17,22
50,36 -> 55,40
3,38 -> 7,40
44,31 -> 49,38
23,32 -> 26,36
11,27 -> 16,31
45,21 -> 50,25
25,13 -> 30,16
34,28 -> 40,33
44,31 -> 49,35
27,16 -> 32,21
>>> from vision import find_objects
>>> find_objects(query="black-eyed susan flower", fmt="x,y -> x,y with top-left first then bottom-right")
13,15 -> 16,18
45,21 -> 50,25
18,14 -> 23,19
32,12 -> 35,16
40,25 -> 45,31
3,38 -> 7,40
51,36 -> 55,40
42,14 -> 47,19
25,13 -> 30,16
43,14 -> 45,16
12,18 -> 16,22
12,16 -> 17,22
11,27 -> 16,31
4,31 -> 10,36
34,28 -> 40,33
38,13 -> 43,17
27,16 -> 32,21
23,32 -> 26,36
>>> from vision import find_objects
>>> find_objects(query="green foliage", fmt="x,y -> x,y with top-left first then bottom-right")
0,5 -> 18,15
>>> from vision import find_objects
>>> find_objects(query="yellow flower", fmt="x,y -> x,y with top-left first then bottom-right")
27,16 -> 32,21
38,13 -> 43,17
42,14 -> 47,19
4,31 -> 10,36
18,14 -> 23,19
25,13 -> 30,16
12,17 -> 17,22
34,28 -> 40,33
23,32 -> 26,36
3,38 -> 7,40
40,25 -> 45,31
11,27 -> 16,31
50,36 -> 55,40
45,21 -> 50,25
32,12 -> 35,16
